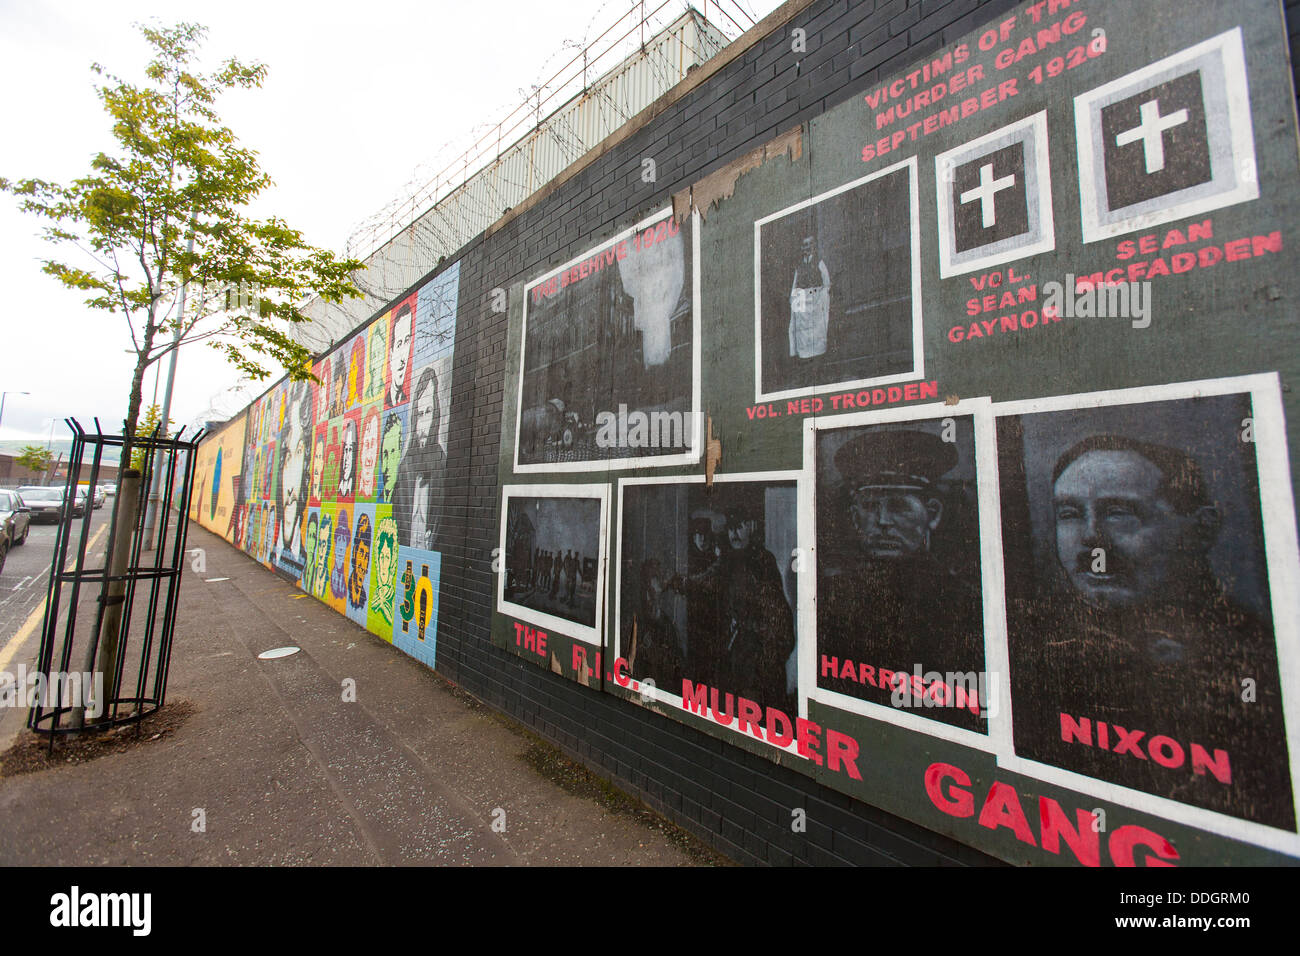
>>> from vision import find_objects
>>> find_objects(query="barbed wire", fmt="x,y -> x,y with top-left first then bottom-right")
293,2 -> 758,354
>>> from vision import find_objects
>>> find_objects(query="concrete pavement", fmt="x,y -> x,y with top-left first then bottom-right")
0,521 -> 715,866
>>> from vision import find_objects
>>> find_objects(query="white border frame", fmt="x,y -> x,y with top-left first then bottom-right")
512,208 -> 702,473
497,483 -> 612,647
1075,27 -> 1259,245
752,156 -> 923,404
992,373 -> 1300,855
935,111 -> 1056,278
801,399 -> 1011,755
614,470 -> 807,758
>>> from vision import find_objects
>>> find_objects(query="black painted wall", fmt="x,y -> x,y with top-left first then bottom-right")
433,0 -> 1036,868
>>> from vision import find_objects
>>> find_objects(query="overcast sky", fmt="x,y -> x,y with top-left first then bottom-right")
0,0 -> 776,448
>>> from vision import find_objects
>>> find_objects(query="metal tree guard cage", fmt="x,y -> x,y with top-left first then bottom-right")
28,418 -> 204,736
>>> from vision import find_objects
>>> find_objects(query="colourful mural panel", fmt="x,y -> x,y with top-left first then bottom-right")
206,262 -> 459,664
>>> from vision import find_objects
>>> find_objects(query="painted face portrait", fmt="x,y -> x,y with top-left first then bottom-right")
367,322 -> 387,400
279,436 -> 306,551
849,489 -> 941,560
304,514 -> 319,590
370,515 -> 400,626
332,364 -> 347,415
250,448 -> 262,499
376,529 -> 396,589
349,513 -> 371,610
261,447 -> 274,501
360,413 -> 380,498
380,418 -> 403,499
349,337 -> 366,405
262,502 -> 276,562
339,421 -> 357,496
727,517 -> 756,550
331,513 -> 351,599
833,431 -> 955,564
314,516 -> 332,598
1053,448 -> 1216,612
324,444 -> 341,498
314,359 -> 330,415
311,438 -> 325,501
389,305 -> 413,403
414,375 -> 438,446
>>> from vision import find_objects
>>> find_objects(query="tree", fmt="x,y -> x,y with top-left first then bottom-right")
129,404 -> 173,471
15,445 -> 54,475
0,21 -> 363,462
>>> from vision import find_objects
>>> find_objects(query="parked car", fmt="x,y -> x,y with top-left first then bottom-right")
17,485 -> 72,523
0,489 -> 31,548
79,482 -> 105,510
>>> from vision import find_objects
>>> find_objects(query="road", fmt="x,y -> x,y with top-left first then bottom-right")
0,506 -> 111,748
0,507 -> 111,643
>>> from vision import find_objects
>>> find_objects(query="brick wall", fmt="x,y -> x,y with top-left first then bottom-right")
211,0 -> 1300,865
429,0 -> 1040,867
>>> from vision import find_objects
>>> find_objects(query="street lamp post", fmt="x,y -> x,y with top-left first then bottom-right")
0,390 -> 30,432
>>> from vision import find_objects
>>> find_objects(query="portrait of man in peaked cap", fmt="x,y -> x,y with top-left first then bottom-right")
816,418 -> 987,732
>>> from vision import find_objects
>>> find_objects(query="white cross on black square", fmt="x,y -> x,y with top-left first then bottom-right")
1100,71 -> 1212,211
935,111 -> 1054,277
953,142 -> 1029,252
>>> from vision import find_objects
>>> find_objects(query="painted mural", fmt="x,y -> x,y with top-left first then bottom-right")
514,208 -> 701,473
195,0 -> 1300,866
491,0 -> 1300,866
188,411 -> 247,544
196,262 -> 460,668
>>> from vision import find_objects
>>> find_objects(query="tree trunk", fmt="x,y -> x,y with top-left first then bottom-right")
73,352 -> 151,733
73,469 -> 141,727
121,353 -> 150,467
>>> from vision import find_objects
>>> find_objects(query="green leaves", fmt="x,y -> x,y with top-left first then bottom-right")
129,403 -> 174,470
0,20 -> 364,442
15,445 -> 55,474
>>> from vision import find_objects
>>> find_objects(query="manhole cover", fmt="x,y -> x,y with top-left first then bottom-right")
257,646 -> 301,660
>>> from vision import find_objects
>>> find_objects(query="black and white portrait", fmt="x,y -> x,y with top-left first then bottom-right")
391,367 -> 446,550
998,388 -> 1294,830
516,210 -> 697,471
619,479 -> 798,716
815,416 -> 987,732
755,159 -> 919,401
386,300 -> 415,410
274,381 -> 312,583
